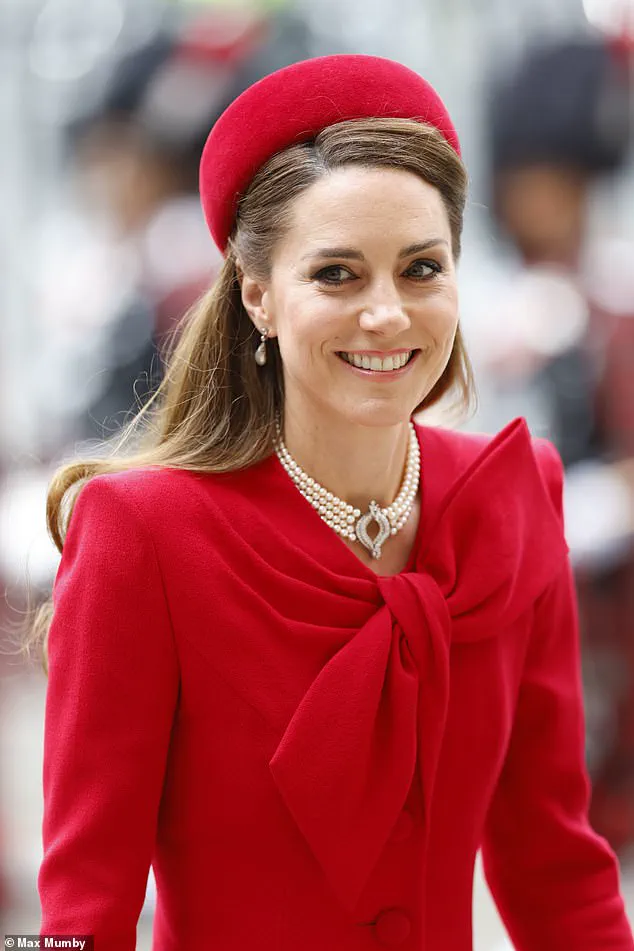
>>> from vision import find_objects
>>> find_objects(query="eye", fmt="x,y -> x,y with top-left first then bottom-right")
312,265 -> 354,286
312,258 -> 443,285
405,259 -> 443,280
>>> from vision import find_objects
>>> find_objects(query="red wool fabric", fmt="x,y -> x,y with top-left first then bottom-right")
199,54 -> 461,253
38,418 -> 634,949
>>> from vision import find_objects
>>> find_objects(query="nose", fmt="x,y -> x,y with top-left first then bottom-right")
358,280 -> 411,335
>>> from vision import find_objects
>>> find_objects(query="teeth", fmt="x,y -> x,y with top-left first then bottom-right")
340,350 -> 413,371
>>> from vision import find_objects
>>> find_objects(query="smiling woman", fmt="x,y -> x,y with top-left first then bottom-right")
32,54 -> 634,951
238,162 -> 462,543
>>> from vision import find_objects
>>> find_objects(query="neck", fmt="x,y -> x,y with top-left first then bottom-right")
279,408 -> 414,513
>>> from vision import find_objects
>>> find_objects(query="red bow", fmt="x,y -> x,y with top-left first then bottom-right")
269,419 -> 569,912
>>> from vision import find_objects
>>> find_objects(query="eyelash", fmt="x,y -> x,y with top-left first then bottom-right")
312,259 -> 443,286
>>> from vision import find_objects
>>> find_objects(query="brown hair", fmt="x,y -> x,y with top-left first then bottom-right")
24,116 -> 476,669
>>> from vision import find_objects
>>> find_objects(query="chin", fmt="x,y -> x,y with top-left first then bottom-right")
334,402 -> 418,430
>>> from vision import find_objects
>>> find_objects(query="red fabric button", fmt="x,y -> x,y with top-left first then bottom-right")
374,908 -> 412,946
390,810 -> 414,842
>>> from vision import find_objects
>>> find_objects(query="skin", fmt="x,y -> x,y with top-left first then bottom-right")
240,166 -> 459,557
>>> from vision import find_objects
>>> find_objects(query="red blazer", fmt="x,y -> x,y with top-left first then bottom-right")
38,417 -> 634,951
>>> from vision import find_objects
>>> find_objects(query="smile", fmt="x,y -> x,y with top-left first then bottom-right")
336,349 -> 420,375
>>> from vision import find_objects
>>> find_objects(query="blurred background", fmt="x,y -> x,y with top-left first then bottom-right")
1,0 -> 634,946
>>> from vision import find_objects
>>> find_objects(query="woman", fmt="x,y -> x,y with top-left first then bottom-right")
34,55 -> 633,950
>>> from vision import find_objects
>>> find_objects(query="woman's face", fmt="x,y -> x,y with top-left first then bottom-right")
243,165 -> 460,430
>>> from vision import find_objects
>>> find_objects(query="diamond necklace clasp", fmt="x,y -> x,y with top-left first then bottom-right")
355,501 -> 392,559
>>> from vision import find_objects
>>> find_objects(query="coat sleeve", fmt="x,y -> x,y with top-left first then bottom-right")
481,439 -> 634,951
38,475 -> 180,947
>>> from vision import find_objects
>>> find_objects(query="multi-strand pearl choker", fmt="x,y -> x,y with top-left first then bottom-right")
274,420 -> 420,559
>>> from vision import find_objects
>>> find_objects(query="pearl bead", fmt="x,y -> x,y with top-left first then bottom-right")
274,419 -> 419,556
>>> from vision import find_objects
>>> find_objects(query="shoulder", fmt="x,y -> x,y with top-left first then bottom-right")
415,416 -> 565,521
67,461 -> 265,547
68,466 -> 220,540
59,467 -> 221,586
529,435 -> 565,519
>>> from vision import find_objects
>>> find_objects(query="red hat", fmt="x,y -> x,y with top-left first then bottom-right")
199,53 -> 461,253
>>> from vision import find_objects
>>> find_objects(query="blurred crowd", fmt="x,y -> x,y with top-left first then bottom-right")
1,0 -> 634,938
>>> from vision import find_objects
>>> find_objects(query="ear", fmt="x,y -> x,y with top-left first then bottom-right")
240,272 -> 276,336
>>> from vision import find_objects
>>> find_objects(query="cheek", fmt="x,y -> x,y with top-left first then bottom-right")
418,291 -> 459,342
276,292 -> 347,357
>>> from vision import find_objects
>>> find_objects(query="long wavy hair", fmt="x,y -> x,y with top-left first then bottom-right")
25,116 -> 476,669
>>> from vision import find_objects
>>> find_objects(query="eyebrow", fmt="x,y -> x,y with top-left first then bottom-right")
301,238 -> 449,262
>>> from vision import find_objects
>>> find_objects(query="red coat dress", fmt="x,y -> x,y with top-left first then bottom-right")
38,416 -> 634,950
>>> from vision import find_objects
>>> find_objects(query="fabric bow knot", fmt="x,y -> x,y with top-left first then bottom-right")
269,420 -> 569,912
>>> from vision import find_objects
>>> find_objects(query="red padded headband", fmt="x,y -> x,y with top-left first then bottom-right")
199,54 -> 461,253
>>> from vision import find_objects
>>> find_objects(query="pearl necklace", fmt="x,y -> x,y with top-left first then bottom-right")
274,421 -> 420,559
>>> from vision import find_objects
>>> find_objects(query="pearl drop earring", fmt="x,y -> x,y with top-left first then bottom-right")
254,327 -> 269,366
